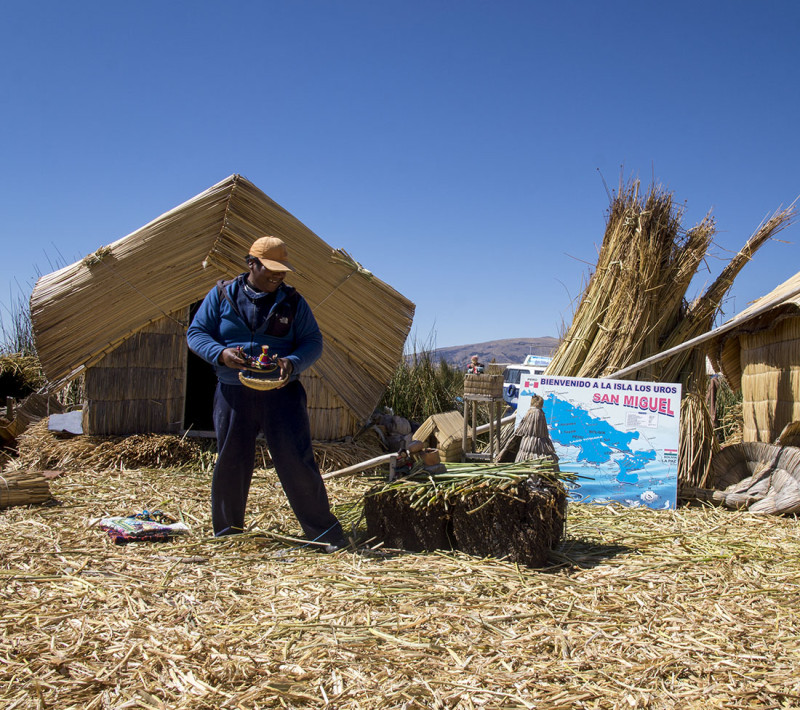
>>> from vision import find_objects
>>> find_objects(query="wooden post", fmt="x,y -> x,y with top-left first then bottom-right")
494,401 -> 505,456
462,399 -> 469,462
471,400 -> 477,453
488,408 -> 495,460
462,396 -> 508,462
491,401 -> 499,460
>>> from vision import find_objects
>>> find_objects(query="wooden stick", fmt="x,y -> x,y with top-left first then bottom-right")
606,280 -> 800,380
321,453 -> 398,480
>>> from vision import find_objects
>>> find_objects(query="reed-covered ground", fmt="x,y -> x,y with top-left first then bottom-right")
2,460 -> 799,709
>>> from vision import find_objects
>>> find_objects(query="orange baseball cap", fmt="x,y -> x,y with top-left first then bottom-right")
249,236 -> 294,272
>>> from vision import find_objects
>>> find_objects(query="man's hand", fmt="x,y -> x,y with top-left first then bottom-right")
277,358 -> 294,379
218,348 -> 247,369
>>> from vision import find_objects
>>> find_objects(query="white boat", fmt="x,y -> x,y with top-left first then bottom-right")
502,355 -> 552,409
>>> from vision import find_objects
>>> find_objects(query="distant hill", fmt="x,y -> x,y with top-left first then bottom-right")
427,337 -> 560,368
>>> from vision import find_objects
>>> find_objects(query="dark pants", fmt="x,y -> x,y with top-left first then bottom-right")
212,380 -> 344,543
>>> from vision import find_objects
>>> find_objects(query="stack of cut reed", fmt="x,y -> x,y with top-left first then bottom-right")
463,373 -> 503,398
678,392 -> 719,490
363,460 -> 574,566
0,469 -> 52,508
547,180 -> 794,390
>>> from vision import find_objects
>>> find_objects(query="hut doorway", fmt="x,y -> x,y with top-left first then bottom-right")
183,301 -> 216,434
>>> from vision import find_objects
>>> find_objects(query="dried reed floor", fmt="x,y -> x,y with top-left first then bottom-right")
2,466 -> 799,709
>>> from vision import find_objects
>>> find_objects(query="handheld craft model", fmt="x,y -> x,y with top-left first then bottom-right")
236,345 -> 289,391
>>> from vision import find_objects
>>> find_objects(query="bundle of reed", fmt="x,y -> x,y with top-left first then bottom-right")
0,467 -> 51,508
364,460 -> 572,566
515,395 -> 557,462
653,206 -> 795,390
678,392 -> 719,489
0,353 -> 45,394
16,420 -> 211,472
547,180 -> 715,380
547,181 -> 794,391
717,400 -> 744,445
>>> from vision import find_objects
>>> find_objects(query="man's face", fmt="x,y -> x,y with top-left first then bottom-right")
248,260 -> 287,293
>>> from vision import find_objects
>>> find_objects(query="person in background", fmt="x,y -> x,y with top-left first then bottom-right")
187,236 -> 348,552
467,354 -> 484,374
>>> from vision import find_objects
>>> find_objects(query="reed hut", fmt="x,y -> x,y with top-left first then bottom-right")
413,411 -> 466,462
706,270 -> 800,443
30,175 -> 415,440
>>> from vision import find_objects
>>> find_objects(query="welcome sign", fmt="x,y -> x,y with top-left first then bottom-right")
516,375 -> 681,509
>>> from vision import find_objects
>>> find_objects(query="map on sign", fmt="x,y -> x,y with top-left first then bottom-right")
516,376 -> 681,509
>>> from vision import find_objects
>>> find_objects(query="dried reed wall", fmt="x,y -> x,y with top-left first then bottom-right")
739,317 -> 800,442
83,313 -> 367,440
83,311 -> 188,435
713,301 -> 800,393
302,372 -> 360,441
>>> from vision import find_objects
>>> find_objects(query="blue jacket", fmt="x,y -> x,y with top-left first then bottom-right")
187,275 -> 323,386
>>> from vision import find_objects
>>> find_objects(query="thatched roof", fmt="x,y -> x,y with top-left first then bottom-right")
31,175 -> 415,426
706,270 -> 800,390
414,411 -> 464,450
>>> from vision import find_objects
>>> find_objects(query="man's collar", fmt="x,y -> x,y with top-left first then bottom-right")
240,274 -> 283,300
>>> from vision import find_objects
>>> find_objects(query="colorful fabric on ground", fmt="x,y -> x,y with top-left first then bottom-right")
97,510 -> 190,544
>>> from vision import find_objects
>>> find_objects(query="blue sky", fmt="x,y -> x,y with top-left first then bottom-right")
2,1 -> 798,351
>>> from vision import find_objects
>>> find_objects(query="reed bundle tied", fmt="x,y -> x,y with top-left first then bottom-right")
0,467 -> 51,508
717,399 -> 744,445
364,460 -> 572,566
678,392 -> 720,489
547,181 -> 714,382
368,459 -> 570,509
547,181 -> 794,391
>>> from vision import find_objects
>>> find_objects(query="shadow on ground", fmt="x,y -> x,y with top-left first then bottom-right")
545,537 -> 631,570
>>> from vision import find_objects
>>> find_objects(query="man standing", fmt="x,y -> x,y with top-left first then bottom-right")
187,236 -> 347,551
